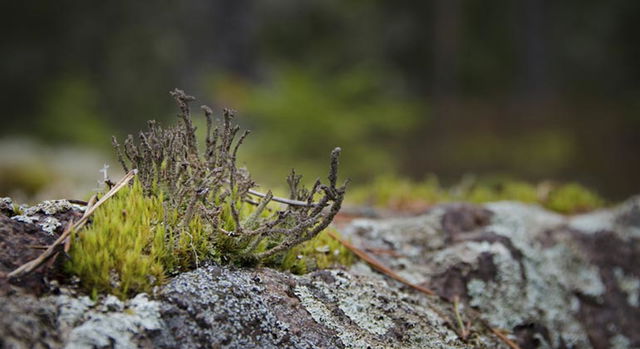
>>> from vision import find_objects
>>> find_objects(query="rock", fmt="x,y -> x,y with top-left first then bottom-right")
1,197 -> 639,348
345,197 -> 640,349
11,199 -> 85,235
0,199 -> 84,294
0,197 -> 14,216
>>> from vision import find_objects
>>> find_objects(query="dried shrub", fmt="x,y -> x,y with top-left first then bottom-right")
111,89 -> 348,266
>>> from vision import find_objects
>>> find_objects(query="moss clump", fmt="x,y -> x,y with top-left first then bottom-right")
67,89 -> 348,298
67,180 -> 215,298
348,175 -> 446,210
349,175 -> 606,214
545,183 -> 604,214
66,180 -> 166,298
67,179 -> 352,297
275,228 -> 354,274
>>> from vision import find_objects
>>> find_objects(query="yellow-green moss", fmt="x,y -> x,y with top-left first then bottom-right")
348,175 -> 446,208
465,180 -> 539,204
276,228 -> 354,274
66,180 -> 211,298
349,175 -> 606,214
545,183 -> 604,214
66,179 -> 351,298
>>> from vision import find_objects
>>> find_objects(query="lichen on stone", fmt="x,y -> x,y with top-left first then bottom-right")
614,267 -> 640,307
23,199 -> 74,216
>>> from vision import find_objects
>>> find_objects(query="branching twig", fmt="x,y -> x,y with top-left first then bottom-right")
246,186 -> 320,207
111,89 -> 347,263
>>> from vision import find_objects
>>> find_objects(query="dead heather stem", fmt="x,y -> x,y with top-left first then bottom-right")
111,89 -> 347,263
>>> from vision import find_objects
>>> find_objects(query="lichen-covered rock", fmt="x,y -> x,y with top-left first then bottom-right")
0,197 -> 14,216
0,199 -> 84,293
154,265 -> 490,348
11,199 -> 84,235
345,198 -> 640,349
1,197 -> 639,348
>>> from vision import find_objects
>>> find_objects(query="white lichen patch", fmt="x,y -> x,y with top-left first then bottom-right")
569,209 -> 616,235
53,295 -> 95,334
8,199 -> 79,234
609,334 -> 631,349
347,210 -> 447,256
64,293 -> 162,349
570,196 -> 640,240
0,197 -> 13,211
484,207 -> 594,347
24,200 -> 73,216
294,285 -> 372,348
11,214 -> 38,224
614,267 -> 640,307
294,269 -> 471,349
464,243 -> 528,329
39,216 -> 62,234
540,245 -> 606,299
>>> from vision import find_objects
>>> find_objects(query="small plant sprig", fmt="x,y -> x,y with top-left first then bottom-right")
111,89 -> 348,265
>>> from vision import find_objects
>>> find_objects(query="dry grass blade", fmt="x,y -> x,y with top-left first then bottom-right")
6,170 -> 137,280
489,327 -> 522,349
326,230 -> 435,296
453,295 -> 469,340
328,229 -> 523,349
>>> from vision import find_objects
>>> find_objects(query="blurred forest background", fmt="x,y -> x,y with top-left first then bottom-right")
1,0 -> 639,202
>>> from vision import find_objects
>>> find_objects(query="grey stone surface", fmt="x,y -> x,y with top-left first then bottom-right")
2,198 -> 640,349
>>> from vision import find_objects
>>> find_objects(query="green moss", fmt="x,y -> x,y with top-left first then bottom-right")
275,228 -> 354,274
349,175 -> 606,214
348,175 -> 446,209
67,178 -> 350,298
466,180 -> 539,204
66,179 -> 211,298
545,183 -> 604,214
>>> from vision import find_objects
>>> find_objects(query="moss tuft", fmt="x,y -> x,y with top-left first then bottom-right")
66,89 -> 349,298
545,182 -> 604,214
349,175 -> 606,214
67,179 -> 352,297
276,228 -> 354,274
67,180 -> 168,298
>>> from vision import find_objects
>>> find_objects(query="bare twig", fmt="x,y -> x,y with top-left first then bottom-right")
489,327 -> 522,349
326,230 -> 435,296
246,187 -> 320,207
327,229 -> 523,349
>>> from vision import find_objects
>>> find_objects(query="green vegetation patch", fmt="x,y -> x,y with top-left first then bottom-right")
66,89 -> 349,298
349,175 -> 605,214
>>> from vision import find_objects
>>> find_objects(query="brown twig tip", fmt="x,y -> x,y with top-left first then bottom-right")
169,88 -> 195,102
200,105 -> 213,115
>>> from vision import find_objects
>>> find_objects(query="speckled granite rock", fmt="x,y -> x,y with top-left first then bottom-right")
344,198 -> 640,349
1,198 -> 639,348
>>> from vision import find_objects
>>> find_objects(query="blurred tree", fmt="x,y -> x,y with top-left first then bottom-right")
210,67 -> 422,184
1,0 -> 638,197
